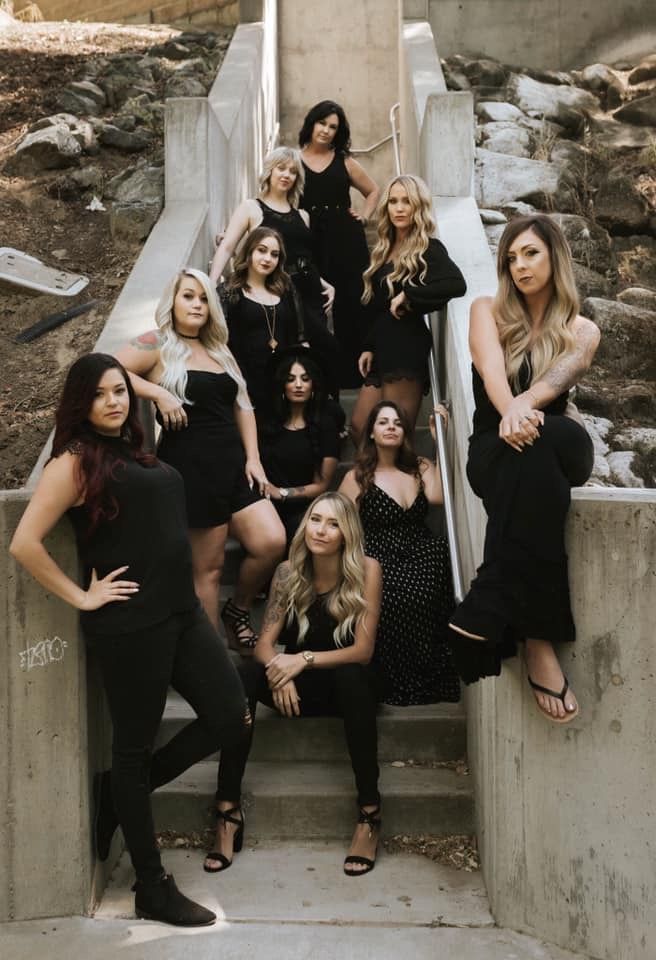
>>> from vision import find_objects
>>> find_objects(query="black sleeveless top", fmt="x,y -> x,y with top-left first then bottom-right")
68,437 -> 197,637
281,592 -> 354,652
257,199 -> 316,273
472,356 -> 568,434
301,152 -> 352,212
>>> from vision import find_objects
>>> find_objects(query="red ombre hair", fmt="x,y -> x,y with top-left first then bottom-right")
51,353 -> 155,535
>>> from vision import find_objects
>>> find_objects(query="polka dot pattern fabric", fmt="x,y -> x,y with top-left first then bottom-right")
360,485 -> 461,706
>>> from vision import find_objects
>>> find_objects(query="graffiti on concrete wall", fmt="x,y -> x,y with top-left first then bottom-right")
19,636 -> 68,671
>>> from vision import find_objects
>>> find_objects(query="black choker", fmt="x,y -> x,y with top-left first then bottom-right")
178,332 -> 200,340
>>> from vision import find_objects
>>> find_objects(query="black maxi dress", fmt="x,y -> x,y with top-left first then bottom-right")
301,152 -> 370,388
359,484 -> 461,706
448,362 -> 594,684
364,237 -> 466,388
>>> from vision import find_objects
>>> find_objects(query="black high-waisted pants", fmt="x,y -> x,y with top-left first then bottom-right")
216,659 -> 380,807
89,605 -> 249,882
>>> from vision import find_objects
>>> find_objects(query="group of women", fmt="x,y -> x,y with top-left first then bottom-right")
9,97 -> 600,927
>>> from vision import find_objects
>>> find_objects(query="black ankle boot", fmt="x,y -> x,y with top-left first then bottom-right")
132,873 -> 216,927
94,770 -> 119,862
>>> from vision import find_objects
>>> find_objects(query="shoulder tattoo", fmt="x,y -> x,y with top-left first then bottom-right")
130,330 -> 163,350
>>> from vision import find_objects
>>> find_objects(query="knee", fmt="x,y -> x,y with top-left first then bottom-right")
214,697 -> 253,750
256,525 -> 286,561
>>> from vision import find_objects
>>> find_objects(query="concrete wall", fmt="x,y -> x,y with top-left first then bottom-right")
404,20 -> 656,960
277,0 -> 400,209
419,0 -> 656,70
17,0 -> 239,27
2,4 -> 278,922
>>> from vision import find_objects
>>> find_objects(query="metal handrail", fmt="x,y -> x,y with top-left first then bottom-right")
351,133 -> 393,157
388,103 -> 465,603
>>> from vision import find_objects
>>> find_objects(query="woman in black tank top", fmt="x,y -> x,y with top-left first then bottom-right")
10,354 -> 250,928
448,216 -> 600,724
207,493 -> 384,878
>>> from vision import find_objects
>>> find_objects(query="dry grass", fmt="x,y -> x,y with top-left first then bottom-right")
0,0 -> 44,20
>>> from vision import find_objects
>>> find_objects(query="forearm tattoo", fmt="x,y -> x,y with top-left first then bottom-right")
130,330 -> 163,350
261,563 -> 292,630
541,324 -> 600,395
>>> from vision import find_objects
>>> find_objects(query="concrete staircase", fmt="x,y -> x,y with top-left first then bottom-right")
151,388 -> 472,844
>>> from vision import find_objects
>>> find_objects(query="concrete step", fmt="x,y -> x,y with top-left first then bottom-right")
157,693 -> 466,763
153,760 -> 474,840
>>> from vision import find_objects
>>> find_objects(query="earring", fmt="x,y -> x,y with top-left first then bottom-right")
311,391 -> 315,399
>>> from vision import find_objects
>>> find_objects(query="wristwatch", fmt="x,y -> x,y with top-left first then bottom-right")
279,487 -> 290,500
302,650 -> 315,667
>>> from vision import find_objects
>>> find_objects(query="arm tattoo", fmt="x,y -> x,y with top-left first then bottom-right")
130,330 -> 163,350
289,486 -> 306,498
261,563 -> 291,630
540,323 -> 600,395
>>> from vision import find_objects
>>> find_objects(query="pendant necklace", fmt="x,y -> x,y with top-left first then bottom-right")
261,302 -> 278,351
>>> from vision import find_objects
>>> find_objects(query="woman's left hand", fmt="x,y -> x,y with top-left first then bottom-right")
348,208 -> 367,224
266,652 -> 306,690
390,291 -> 409,319
499,396 -> 543,451
271,678 -> 301,717
245,458 -> 268,496
320,280 -> 335,312
429,405 -> 449,439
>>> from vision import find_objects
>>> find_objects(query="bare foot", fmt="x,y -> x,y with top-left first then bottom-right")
525,638 -> 578,720
344,806 -> 381,876
204,802 -> 242,872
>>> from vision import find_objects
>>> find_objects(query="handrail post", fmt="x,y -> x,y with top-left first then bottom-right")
389,102 -> 401,176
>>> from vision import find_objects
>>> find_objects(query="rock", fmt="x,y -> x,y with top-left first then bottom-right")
595,172 -> 650,235
628,55 -> 656,86
442,64 -> 471,92
587,454 -> 611,484
500,200 -> 539,217
506,73 -> 598,131
605,77 -> 625,110
576,379 -> 656,419
549,139 -> 588,168
613,426 -> 656,453
150,40 -> 197,60
46,164 -> 104,199
171,57 -> 209,78
476,101 -> 525,123
164,75 -> 209,98
607,451 -> 644,488
582,413 -> 613,442
112,114 -> 137,132
98,124 -> 153,152
582,416 -> 610,457
110,202 -> 161,241
587,113 -> 656,150
5,123 -> 81,174
479,208 -> 507,225
98,56 -> 158,109
463,58 -> 508,87
484,223 -> 506,255
522,66 -> 573,87
618,287 -> 656,311
105,162 -> 164,204
28,113 -> 97,153
473,87 -> 511,105
613,237 -> 656,290
572,262 -> 611,299
475,148 -> 564,209
614,93 -> 656,126
57,80 -> 106,117
579,63 -> 617,93
478,122 -> 532,157
582,297 -> 656,380
548,213 -> 614,275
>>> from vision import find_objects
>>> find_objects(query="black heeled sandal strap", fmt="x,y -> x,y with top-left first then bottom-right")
216,805 -> 243,828
357,805 -> 382,835
221,599 -> 258,649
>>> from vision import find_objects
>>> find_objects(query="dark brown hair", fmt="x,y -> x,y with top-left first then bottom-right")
354,401 -> 420,500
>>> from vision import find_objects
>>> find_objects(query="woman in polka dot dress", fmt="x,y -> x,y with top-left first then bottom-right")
340,401 -> 460,705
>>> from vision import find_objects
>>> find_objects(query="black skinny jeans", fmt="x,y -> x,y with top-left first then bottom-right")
89,605 -> 249,882
217,659 -> 380,807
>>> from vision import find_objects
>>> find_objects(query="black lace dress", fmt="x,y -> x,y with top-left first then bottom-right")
359,484 -> 461,706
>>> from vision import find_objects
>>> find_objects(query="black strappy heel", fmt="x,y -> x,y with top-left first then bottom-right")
221,598 -> 258,655
203,806 -> 244,873
343,805 -> 382,877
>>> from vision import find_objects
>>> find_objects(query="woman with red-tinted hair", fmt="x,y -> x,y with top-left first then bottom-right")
10,352 -> 249,928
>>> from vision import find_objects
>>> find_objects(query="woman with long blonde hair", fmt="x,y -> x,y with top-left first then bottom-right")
115,268 -> 286,649
448,214 -> 600,723
208,492 -> 384,877
350,174 -> 466,441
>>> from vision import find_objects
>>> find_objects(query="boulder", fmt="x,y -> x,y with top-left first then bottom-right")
170,57 -> 210,78
506,73 -> 598,131
576,379 -> 656,419
613,236 -> 656,289
164,75 -> 209,98
607,451 -> 644,488
475,148 -> 564,209
47,164 -> 104,200
484,223 -> 507,255
110,202 -> 161,242
106,163 -> 164,242
478,121 -> 532,157
479,208 -> 507,225
582,296 -> 656,380
605,76 -> 625,110
522,66 -> 573,87
463,58 -> 508,87
150,40 -> 197,60
572,262 -> 611,299
98,123 -> 153,152
628,55 -> 656,86
476,101 -> 524,123
549,139 -> 588,168
98,56 -> 158,109
57,80 -> 106,117
613,425 -> 656,453
28,113 -> 97,153
442,63 -> 471,92
579,63 -> 617,93
614,93 -> 656,126
582,412 -> 613,448
5,123 -> 81,174
595,173 -> 650,235
548,213 -> 614,274
500,200 -> 539,217
617,287 -> 656,311
587,113 -> 656,150
587,454 -> 611,485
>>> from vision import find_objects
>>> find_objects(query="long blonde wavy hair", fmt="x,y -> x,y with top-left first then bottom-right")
285,493 -> 368,648
494,215 -> 579,390
259,147 -> 305,209
362,174 -> 435,303
155,268 -> 251,409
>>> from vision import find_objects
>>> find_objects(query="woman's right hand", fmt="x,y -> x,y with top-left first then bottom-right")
80,566 -> 139,611
155,388 -> 188,431
499,395 -> 543,451
358,351 -> 374,378
271,678 -> 301,717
